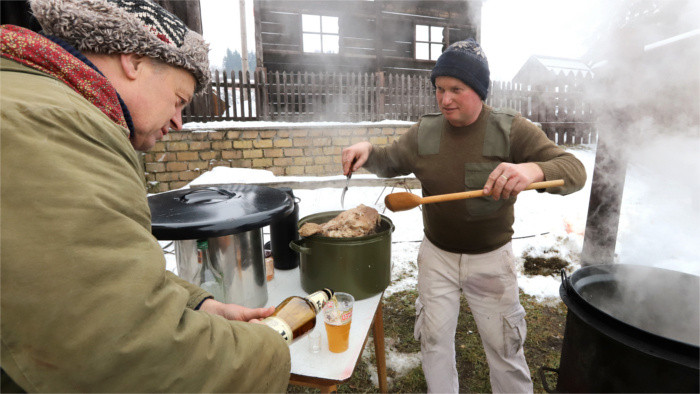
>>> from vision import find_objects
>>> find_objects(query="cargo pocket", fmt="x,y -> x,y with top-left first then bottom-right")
414,297 -> 425,341
503,307 -> 527,358
464,162 -> 506,216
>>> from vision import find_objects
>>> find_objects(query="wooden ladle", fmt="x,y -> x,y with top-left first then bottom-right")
384,179 -> 565,212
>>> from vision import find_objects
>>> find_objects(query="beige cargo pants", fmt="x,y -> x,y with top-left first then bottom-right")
414,237 -> 533,393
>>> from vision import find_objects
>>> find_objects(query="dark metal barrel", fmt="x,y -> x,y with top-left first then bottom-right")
541,264 -> 699,393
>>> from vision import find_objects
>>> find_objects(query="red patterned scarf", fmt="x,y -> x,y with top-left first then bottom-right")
0,25 -> 128,130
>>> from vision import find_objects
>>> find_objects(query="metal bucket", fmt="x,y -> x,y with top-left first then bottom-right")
174,228 -> 267,308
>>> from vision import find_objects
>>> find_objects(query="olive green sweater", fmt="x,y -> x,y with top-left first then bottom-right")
365,105 -> 586,254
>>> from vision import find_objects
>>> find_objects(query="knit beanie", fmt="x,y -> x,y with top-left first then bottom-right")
28,0 -> 211,94
430,39 -> 490,100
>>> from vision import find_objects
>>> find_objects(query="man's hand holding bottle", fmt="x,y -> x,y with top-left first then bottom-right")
199,298 -> 275,323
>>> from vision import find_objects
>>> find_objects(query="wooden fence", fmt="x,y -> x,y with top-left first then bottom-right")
184,69 -> 596,144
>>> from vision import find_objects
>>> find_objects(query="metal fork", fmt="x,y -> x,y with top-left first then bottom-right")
340,171 -> 352,209
340,158 -> 357,209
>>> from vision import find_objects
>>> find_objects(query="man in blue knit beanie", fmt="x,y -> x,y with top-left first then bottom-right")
341,38 -> 586,393
431,38 -> 490,100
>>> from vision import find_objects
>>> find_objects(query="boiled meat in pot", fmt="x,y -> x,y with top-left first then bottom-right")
298,205 -> 380,238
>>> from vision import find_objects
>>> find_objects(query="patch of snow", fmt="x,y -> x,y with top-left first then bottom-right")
360,337 -> 423,388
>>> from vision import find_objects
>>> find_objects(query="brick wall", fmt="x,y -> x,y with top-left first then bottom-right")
143,123 -> 412,193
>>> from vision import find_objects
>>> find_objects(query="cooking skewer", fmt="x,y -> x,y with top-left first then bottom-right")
384,179 -> 565,212
340,158 -> 357,209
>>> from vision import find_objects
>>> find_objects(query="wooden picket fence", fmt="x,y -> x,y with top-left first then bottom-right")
184,69 -> 596,144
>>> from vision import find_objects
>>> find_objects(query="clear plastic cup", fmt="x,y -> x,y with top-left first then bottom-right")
308,329 -> 322,353
323,292 -> 354,353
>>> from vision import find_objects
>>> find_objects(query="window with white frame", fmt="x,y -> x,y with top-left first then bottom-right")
415,24 -> 443,60
302,14 -> 339,54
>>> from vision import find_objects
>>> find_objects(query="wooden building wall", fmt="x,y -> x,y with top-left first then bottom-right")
254,0 -> 482,74
512,57 -> 594,88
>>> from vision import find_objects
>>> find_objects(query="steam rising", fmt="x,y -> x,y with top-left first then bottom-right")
582,0 -> 700,274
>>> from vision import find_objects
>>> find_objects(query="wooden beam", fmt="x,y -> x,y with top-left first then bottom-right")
581,26 -> 641,266
580,126 -> 628,265
254,1 -> 264,67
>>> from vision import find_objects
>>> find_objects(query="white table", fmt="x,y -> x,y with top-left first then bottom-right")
265,267 -> 387,393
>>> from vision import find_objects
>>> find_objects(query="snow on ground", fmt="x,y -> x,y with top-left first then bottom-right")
360,336 -> 423,388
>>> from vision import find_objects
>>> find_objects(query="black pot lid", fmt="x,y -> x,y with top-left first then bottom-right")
148,185 -> 294,240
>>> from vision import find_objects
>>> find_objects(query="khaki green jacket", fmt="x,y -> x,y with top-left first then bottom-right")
0,58 -> 290,392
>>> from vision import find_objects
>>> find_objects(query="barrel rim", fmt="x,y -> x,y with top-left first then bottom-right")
561,264 -> 699,368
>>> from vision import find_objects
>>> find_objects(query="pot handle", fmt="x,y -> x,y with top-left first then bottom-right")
560,268 -> 571,293
538,366 -> 559,393
289,239 -> 311,255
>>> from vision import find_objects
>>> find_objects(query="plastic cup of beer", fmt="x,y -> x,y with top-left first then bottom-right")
323,292 -> 354,353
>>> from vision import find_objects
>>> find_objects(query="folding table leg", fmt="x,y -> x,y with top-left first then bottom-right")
372,296 -> 388,393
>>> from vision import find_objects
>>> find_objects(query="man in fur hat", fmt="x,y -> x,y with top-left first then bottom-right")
0,0 -> 290,391
341,39 -> 587,393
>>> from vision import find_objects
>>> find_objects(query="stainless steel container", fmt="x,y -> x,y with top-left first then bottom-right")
174,229 -> 267,307
148,185 -> 294,308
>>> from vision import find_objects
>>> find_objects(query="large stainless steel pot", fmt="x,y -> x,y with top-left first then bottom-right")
148,185 -> 294,308
289,211 -> 394,300
174,230 -> 266,307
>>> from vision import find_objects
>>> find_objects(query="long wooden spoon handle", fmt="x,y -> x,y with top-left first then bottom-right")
420,179 -> 565,204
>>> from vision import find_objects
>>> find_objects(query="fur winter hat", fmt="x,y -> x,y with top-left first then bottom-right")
29,0 -> 211,94
430,39 -> 490,100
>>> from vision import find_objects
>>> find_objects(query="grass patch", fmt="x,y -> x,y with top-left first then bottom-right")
288,290 -> 567,393
523,255 -> 570,276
